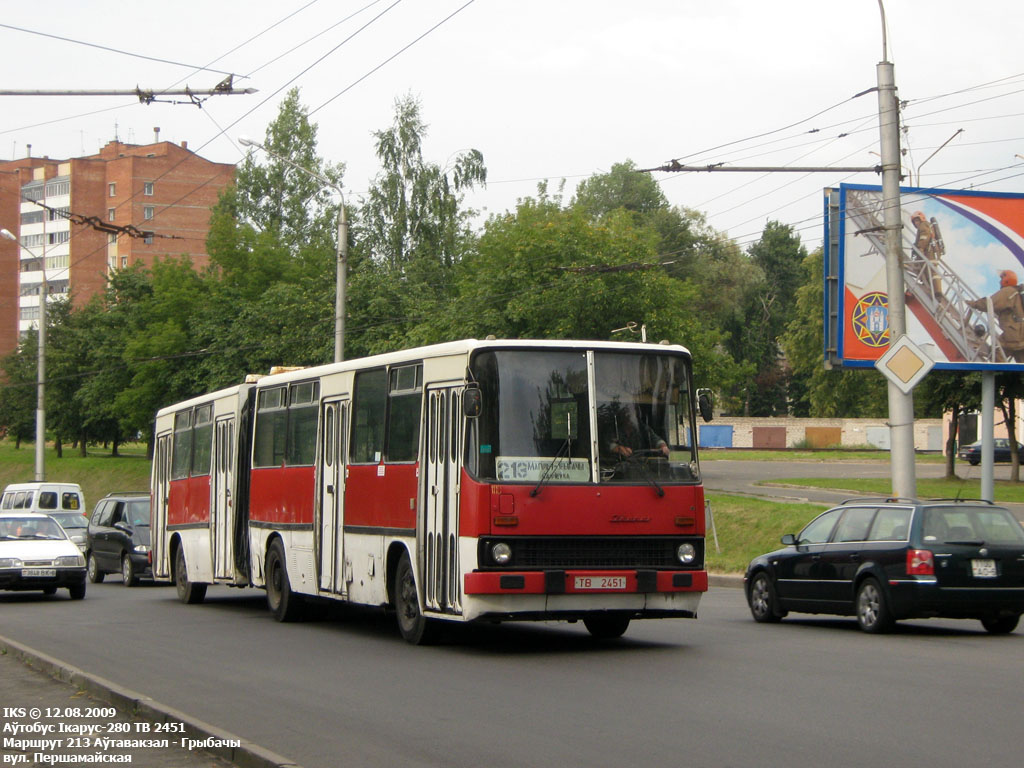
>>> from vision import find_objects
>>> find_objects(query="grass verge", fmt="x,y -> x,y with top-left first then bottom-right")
704,493 -> 822,574
765,476 -> 1024,503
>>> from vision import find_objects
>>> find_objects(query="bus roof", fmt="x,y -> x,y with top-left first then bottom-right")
154,383 -> 253,419
251,337 -> 693,389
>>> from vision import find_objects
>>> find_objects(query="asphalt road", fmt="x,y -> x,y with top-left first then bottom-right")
1,580 -> 1020,768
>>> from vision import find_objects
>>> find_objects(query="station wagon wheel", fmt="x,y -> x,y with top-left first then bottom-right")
856,577 -> 894,633
394,552 -> 437,645
87,553 -> 104,583
174,545 -> 207,605
121,554 -> 138,587
68,582 -> 86,600
748,572 -> 784,623
980,614 -> 1019,634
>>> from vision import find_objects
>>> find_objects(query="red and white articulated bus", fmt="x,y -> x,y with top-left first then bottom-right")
151,339 -> 713,643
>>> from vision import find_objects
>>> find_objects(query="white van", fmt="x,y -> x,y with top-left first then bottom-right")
1,482 -> 86,515
0,483 -> 89,551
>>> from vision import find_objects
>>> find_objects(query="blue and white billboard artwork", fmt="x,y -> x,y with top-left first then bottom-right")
824,183 -> 1024,371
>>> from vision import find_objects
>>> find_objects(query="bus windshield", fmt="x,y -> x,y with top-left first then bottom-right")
468,348 -> 700,485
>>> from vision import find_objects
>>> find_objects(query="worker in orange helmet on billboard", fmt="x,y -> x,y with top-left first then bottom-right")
967,269 -> 1024,362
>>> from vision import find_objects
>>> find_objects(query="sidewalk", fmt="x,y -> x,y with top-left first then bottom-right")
0,636 -> 300,768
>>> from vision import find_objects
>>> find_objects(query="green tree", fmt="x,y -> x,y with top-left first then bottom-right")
916,371 -> 981,478
0,336 -> 37,448
347,94 -> 486,356
781,248 -> 887,417
730,221 -> 808,416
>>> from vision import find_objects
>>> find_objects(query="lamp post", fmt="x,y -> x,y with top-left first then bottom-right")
875,0 -> 916,498
1,227 -> 46,480
238,136 -> 348,363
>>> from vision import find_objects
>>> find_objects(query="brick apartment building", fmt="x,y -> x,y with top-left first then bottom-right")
0,139 -> 234,358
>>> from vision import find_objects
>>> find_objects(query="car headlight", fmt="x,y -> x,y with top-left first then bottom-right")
676,543 -> 696,564
133,544 -> 150,554
491,542 -> 512,566
56,555 -> 85,567
0,558 -> 22,568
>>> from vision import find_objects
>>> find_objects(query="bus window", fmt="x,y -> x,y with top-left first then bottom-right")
386,365 -> 422,463
191,404 -> 214,476
286,382 -> 319,466
171,410 -> 193,480
352,369 -> 387,464
253,387 -> 287,468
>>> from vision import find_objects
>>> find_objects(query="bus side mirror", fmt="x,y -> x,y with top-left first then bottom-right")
463,388 -> 482,418
697,389 -> 714,423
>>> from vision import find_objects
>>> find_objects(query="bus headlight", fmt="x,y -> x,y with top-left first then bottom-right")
676,543 -> 696,564
491,542 -> 512,566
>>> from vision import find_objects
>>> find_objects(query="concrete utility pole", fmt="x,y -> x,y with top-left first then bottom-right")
876,1 -> 916,499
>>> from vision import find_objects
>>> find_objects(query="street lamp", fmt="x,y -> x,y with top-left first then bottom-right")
1,227 -> 46,480
238,136 -> 348,363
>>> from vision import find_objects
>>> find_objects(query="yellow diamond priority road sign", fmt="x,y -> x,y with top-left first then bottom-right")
875,334 -> 935,394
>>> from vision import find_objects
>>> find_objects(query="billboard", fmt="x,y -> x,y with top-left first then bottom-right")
824,184 -> 1024,371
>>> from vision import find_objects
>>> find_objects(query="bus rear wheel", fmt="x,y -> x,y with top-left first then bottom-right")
583,613 -> 631,639
266,540 -> 303,622
395,553 -> 438,645
175,546 -> 207,605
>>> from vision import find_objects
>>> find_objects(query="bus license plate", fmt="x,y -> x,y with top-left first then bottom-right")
22,568 -> 56,578
574,576 -> 627,590
971,559 -> 997,578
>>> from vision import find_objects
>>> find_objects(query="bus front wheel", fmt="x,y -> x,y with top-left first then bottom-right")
583,613 -> 631,639
394,553 -> 438,645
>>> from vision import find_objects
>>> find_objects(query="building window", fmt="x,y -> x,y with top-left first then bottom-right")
45,179 -> 69,197
21,233 -> 45,249
121,256 -> 127,268
143,232 -> 154,244
143,206 -> 155,220
47,207 -> 69,221
21,210 -> 44,225
108,233 -> 117,244
143,182 -> 154,196
22,184 -> 44,202
108,208 -> 115,222
46,254 -> 69,270
109,183 -> 116,197
20,306 -> 40,321
47,231 -> 70,245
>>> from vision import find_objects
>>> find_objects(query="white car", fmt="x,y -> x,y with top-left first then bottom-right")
0,513 -> 87,599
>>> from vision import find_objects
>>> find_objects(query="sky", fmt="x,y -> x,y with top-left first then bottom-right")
2,0 -> 1022,253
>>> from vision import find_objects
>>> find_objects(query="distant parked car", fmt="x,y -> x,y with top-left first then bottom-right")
745,498 -> 1024,634
0,513 -> 87,599
86,493 -> 152,586
48,511 -> 90,553
957,438 -> 1023,466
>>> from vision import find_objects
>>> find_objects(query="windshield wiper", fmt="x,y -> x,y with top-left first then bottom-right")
531,411 -> 575,498
531,439 -> 571,497
622,454 -> 665,497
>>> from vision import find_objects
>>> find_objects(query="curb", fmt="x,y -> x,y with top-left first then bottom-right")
709,573 -> 744,589
0,634 -> 302,768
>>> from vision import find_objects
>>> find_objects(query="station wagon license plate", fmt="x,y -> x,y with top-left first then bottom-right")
574,576 -> 627,590
971,559 -> 997,578
21,568 -> 55,578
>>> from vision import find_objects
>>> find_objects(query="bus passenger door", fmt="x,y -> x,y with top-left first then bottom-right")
423,386 -> 463,615
211,417 -> 235,580
152,434 -> 172,579
318,398 -> 348,595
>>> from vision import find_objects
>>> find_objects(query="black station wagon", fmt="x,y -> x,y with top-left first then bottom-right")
744,498 -> 1024,634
